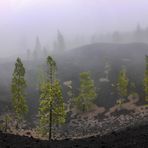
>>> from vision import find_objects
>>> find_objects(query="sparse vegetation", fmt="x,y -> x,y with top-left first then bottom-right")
1,1 -> 148,147
0,42 -> 148,143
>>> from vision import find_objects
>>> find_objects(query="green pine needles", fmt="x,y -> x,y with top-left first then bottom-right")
117,66 -> 129,99
39,56 -> 66,140
75,72 -> 97,112
11,58 -> 28,121
144,55 -> 148,102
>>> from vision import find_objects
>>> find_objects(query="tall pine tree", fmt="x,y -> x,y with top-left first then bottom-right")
57,30 -> 66,52
11,58 -> 28,125
33,36 -> 42,60
39,56 -> 66,140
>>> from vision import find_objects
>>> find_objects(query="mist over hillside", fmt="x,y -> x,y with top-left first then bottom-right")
1,1 -> 148,147
0,42 -> 148,116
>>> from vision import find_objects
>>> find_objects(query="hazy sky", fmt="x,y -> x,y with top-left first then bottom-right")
0,0 -> 148,57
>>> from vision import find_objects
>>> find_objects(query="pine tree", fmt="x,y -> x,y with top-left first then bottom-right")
57,30 -> 66,52
36,65 -> 47,89
135,23 -> 143,42
33,36 -> 42,60
144,55 -> 148,102
75,72 -> 97,112
117,66 -> 129,100
11,58 -> 28,125
39,56 -> 66,140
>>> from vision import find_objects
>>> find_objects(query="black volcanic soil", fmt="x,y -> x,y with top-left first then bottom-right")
0,122 -> 148,148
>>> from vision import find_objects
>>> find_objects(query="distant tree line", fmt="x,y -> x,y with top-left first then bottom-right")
27,30 -> 66,61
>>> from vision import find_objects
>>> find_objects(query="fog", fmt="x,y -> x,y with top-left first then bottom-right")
0,0 -> 148,57
1,1 -> 148,143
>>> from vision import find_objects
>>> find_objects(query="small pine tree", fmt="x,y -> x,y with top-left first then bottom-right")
0,113 -> 13,133
33,36 -> 42,60
144,55 -> 148,102
75,72 -> 97,112
39,56 -> 66,140
11,58 -> 28,126
117,66 -> 129,100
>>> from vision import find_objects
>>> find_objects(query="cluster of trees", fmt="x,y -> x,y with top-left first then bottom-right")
10,56 -> 66,140
27,30 -> 66,61
116,55 -> 148,107
91,24 -> 148,44
8,55 -> 98,140
23,24 -> 148,61
2,54 -> 148,140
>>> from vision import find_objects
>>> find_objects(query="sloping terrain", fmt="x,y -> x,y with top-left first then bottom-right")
1,96 -> 148,148
0,121 -> 148,148
0,42 -> 148,114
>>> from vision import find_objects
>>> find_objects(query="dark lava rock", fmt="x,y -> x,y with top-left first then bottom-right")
0,123 -> 148,148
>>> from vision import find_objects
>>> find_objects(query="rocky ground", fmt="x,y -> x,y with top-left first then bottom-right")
55,96 -> 148,139
0,96 -> 148,147
0,121 -> 148,148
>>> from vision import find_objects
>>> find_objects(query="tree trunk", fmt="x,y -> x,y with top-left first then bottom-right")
49,106 -> 52,141
4,117 -> 8,132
